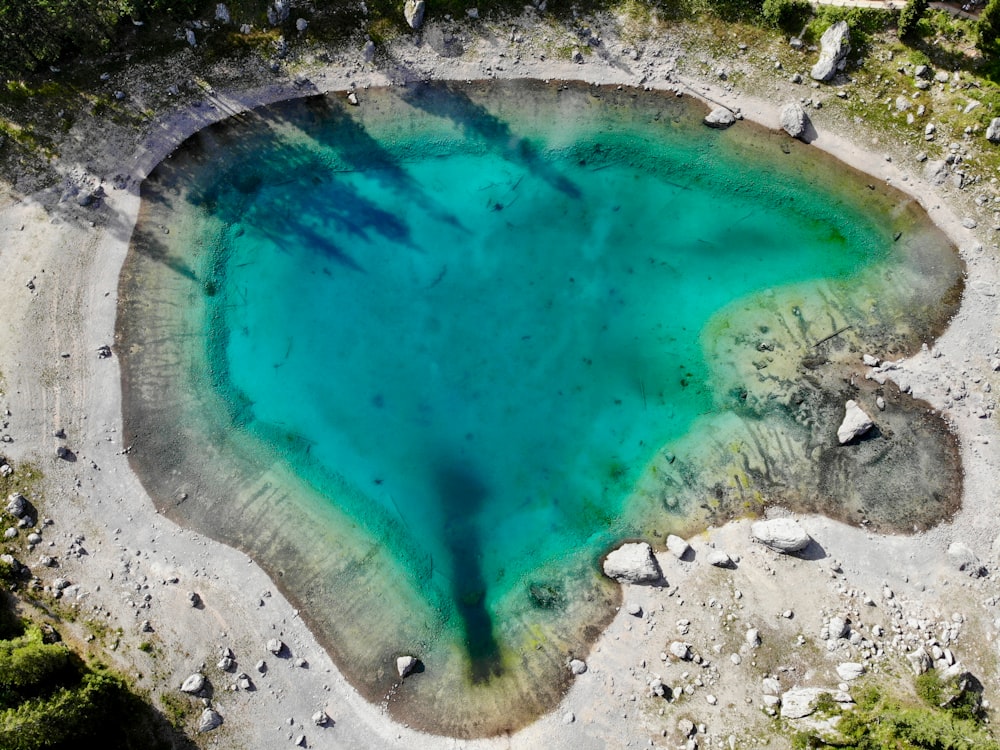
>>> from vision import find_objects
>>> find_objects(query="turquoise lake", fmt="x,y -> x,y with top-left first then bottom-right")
119,81 -> 962,735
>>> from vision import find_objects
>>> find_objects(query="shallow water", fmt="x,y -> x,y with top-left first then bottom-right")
118,80 -> 963,735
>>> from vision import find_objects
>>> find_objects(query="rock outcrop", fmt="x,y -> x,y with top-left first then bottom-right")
602,542 -> 662,583
811,21 -> 850,81
781,687 -> 854,719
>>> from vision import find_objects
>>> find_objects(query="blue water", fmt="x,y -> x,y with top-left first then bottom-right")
191,85 -> 891,672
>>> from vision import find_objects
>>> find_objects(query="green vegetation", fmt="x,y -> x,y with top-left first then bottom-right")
898,0 -> 928,41
791,671 -> 999,750
761,0 -> 811,32
980,0 -> 1000,54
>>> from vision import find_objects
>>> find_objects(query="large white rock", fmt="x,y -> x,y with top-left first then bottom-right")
706,550 -> 733,568
836,662 -> 866,681
750,518 -> 811,553
811,21 -> 851,81
403,0 -> 425,28
396,655 -> 418,678
780,687 -> 853,719
988,117 -> 1000,143
666,534 -> 691,559
180,673 -> 205,693
837,400 -> 875,444
780,102 -> 809,140
703,107 -> 736,129
603,542 -> 662,583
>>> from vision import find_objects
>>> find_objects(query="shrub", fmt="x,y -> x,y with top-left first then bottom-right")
898,0 -> 928,41
762,0 -> 812,32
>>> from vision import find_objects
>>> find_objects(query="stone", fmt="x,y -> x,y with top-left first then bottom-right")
347,92 -> 359,106
215,3 -> 231,23
185,29 -> 196,47
935,70 -> 950,83
6,493 -> 27,518
362,39 -> 375,63
198,708 -> 223,732
915,64 -> 930,78
396,655 -> 418,678
948,542 -> 986,577
669,641 -> 692,660
828,616 -> 849,639
571,48 -> 584,64
562,711 -> 575,724
218,656 -> 234,671
181,673 -> 205,693
987,118 -> 1000,144
626,602 -> 642,616
706,550 -> 733,568
602,542 -> 662,583
703,107 -> 736,129
750,518 -> 811,553
569,658 -> 587,674
745,628 -> 761,647
962,217 -> 977,229
295,17 -> 308,31
907,648 -> 932,675
811,21 -> 850,82
403,0 -> 425,29
923,159 -> 949,185
837,399 -> 874,444
666,534 -> 691,559
781,687 -> 853,719
312,710 -> 330,726
836,662 -> 865,680
780,102 -> 809,140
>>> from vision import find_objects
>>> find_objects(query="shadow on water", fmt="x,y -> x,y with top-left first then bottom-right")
433,461 -> 502,683
396,79 -> 582,200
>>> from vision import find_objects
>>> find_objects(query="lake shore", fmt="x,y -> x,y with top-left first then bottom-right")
1,12 -> 999,748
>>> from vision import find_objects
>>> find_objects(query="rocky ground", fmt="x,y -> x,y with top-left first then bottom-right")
2,5 -> 1000,749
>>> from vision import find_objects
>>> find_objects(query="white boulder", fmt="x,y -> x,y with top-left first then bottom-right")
780,102 -> 809,140
603,542 -> 662,583
403,0 -> 425,28
750,518 -> 811,553
666,534 -> 691,559
811,21 -> 851,81
396,655 -> 418,678
838,400 -> 875,444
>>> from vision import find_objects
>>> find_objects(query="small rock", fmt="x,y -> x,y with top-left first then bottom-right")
185,29 -> 196,47
669,641 -> 692,660
569,658 -> 588,675
626,602 -> 643,617
215,3 -> 231,23
362,40 -> 375,63
312,710 -> 330,726
829,616 -> 849,639
948,542 -> 986,577
745,628 -> 761,647
6,493 -> 27,518
295,17 -> 308,31
266,638 -> 285,655
962,217 -> 977,229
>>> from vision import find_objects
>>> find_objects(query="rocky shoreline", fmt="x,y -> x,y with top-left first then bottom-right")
1,8 -> 999,748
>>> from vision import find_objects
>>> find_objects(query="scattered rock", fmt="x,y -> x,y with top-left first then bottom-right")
214,3 -> 231,24
837,400 -> 875,444
347,91 -> 359,106
266,638 -> 285,655
626,602 -> 643,617
750,518 -> 811,553
198,708 -> 223,732
907,648 -> 932,675
312,710 -> 330,726
181,673 -> 205,693
403,0 -> 425,29
923,159 -> 949,185
185,29 -> 196,47
602,542 -> 662,584
295,17 -> 308,31
396,655 -> 418,678
780,101 -> 809,140
987,118 -> 1000,144
703,107 -> 736,129
811,21 -> 850,81
828,615 -> 849,639
362,39 -> 375,63
569,658 -> 588,674
745,628 -> 761,648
